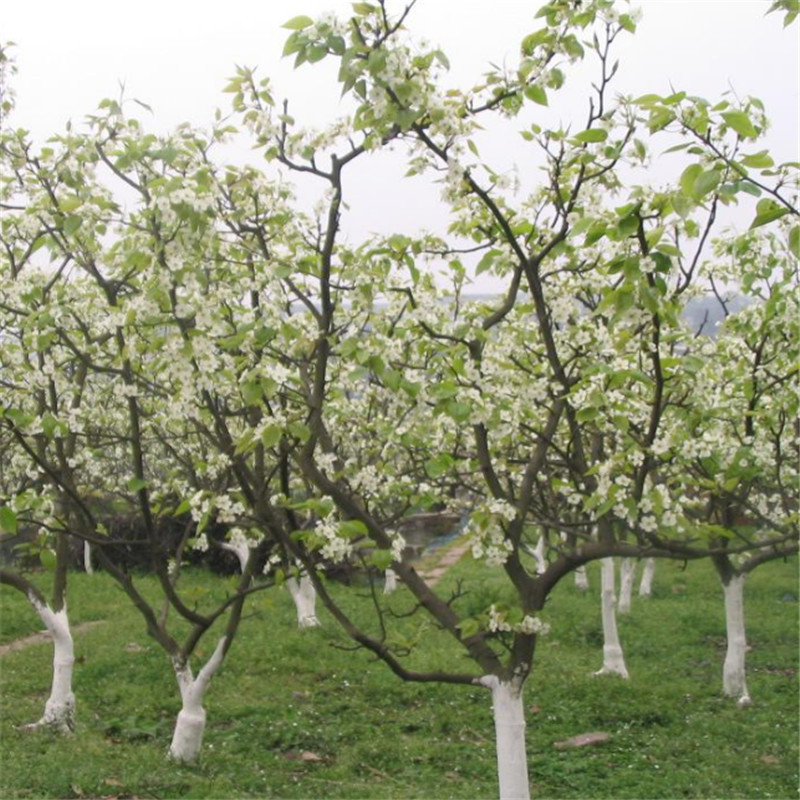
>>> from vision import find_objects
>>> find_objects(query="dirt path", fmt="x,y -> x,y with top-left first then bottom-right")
416,537 -> 471,588
0,620 -> 105,657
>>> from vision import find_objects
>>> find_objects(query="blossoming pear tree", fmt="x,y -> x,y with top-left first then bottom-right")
676,225 -> 798,705
0,94 -> 285,761
218,1 -> 797,797
0,48 -> 83,735
0,0 -> 796,795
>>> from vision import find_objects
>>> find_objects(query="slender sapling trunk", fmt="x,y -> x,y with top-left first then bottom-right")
617,558 -> 635,614
722,573 -> 751,706
383,568 -> 398,595
595,558 -> 628,678
286,574 -> 320,628
574,564 -> 589,592
27,597 -> 76,734
83,540 -> 94,575
638,557 -> 655,597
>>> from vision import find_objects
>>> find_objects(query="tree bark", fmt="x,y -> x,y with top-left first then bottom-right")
574,564 -> 589,592
617,558 -> 635,614
83,541 -> 94,575
479,675 -> 530,800
168,637 -> 227,763
27,598 -> 76,734
383,568 -> 398,595
531,536 -> 547,575
595,558 -> 628,678
286,574 -> 320,628
722,573 -> 751,706
638,557 -> 655,597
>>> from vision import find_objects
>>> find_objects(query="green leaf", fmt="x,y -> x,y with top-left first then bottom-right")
241,380 -> 262,405
0,507 -> 18,534
722,110 -> 758,139
288,421 -> 312,443
648,107 -> 676,133
369,549 -> 394,571
340,519 -> 369,539
789,225 -> 800,257
60,196 -> 82,212
692,169 -> 722,199
475,249 -> 499,275
741,151 -> 774,169
283,15 -> 314,30
63,215 -> 83,236
524,84 -> 548,106
382,369 -> 402,392
679,164 -> 702,197
750,198 -> 790,229
127,477 -> 148,493
425,454 -> 453,479
573,128 -> 608,144
174,500 -> 191,516
307,45 -> 328,63
261,425 -> 283,448
446,400 -> 472,423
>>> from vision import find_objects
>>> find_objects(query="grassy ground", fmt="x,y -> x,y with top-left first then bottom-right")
0,550 -> 796,799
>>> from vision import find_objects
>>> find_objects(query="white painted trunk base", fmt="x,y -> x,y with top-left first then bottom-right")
83,541 -> 94,576
479,676 -> 530,800
722,574 -> 751,706
638,558 -> 655,597
531,536 -> 547,575
383,568 -> 398,595
594,559 -> 629,678
28,599 -> 75,734
287,575 -> 320,628
168,637 -> 227,763
220,541 -> 250,574
618,558 -> 635,615
574,565 -> 589,592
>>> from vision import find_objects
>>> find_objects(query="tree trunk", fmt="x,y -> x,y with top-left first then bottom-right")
617,558 -> 635,614
383,568 -> 398,595
169,637 -> 227,763
531,535 -> 547,575
722,573 -> 751,706
479,675 -> 530,800
83,541 -> 94,576
638,558 -> 655,597
574,565 -> 589,592
220,541 -> 249,574
286,574 -> 320,628
595,558 -> 628,678
27,598 -> 76,734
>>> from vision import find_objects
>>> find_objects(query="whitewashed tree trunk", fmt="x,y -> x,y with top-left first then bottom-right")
169,636 -> 227,763
594,558 -> 629,678
27,597 -> 75,733
531,535 -> 547,575
479,675 -> 530,800
220,541 -> 250,574
383,568 -> 398,595
574,565 -> 589,592
286,574 -> 320,628
617,558 -> 635,614
722,574 -> 751,706
638,558 -> 655,597
83,541 -> 94,576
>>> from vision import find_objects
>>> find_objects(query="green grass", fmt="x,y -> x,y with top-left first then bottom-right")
0,554 -> 797,799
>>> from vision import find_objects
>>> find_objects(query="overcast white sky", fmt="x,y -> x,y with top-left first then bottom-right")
4,0 -> 798,286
